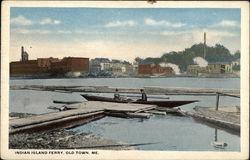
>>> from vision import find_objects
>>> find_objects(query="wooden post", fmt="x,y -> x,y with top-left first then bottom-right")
214,128 -> 218,142
216,92 -> 220,111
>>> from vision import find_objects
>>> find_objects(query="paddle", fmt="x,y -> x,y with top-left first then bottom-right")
120,94 -> 170,99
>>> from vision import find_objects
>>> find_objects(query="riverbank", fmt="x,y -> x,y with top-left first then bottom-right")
9,113 -> 133,150
10,72 -> 240,80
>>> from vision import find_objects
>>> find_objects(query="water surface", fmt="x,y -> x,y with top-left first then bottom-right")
9,77 -> 240,151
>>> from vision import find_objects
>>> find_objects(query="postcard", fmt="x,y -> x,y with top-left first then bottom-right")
1,1 -> 249,159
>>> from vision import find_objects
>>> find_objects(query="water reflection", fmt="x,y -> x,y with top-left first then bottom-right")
211,128 -> 228,150
70,116 -> 240,151
192,118 -> 240,136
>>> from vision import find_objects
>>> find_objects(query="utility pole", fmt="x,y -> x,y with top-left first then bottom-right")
204,32 -> 206,59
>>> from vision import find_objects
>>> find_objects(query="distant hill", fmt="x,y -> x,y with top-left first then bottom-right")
136,43 -> 240,72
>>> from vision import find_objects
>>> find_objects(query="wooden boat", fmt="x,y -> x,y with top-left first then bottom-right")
81,94 -> 198,108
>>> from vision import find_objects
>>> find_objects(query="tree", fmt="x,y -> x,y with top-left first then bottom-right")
111,59 -> 122,63
233,64 -> 240,71
143,57 -> 161,64
134,57 -> 143,63
134,43 -> 234,72
123,61 -> 131,65
233,50 -> 240,59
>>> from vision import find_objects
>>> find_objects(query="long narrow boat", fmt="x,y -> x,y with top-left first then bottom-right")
81,94 -> 198,108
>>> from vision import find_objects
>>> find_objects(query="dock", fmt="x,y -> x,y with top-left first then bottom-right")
10,101 -> 156,134
179,106 -> 240,132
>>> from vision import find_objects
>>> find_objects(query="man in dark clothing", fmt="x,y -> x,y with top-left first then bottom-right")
138,89 -> 147,101
114,88 -> 120,100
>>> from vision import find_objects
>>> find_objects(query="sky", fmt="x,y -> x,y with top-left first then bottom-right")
10,7 -> 241,62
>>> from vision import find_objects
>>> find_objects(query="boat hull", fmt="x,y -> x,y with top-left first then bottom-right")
81,94 -> 198,108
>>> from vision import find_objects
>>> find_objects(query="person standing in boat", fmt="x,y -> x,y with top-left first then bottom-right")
138,89 -> 147,101
114,88 -> 120,100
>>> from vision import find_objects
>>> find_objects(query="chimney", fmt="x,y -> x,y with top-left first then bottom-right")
21,46 -> 24,61
204,32 -> 206,59
21,46 -> 29,61
21,46 -> 24,54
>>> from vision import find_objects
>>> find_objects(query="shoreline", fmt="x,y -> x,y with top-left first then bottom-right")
9,129 -> 133,150
9,113 -> 133,150
10,74 -> 240,80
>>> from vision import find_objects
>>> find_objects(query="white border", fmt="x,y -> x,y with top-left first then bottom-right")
1,1 -> 249,160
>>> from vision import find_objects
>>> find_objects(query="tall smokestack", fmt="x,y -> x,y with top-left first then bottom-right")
21,46 -> 24,54
21,46 -> 24,61
203,32 -> 206,59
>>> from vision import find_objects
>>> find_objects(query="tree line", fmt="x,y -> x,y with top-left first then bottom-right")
135,43 -> 240,72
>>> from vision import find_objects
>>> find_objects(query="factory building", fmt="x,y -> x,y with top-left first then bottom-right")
138,63 -> 174,75
10,46 -> 89,77
10,60 -> 43,75
51,57 -> 89,73
187,62 -> 234,76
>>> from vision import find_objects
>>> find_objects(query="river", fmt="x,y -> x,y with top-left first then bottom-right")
9,77 -> 240,151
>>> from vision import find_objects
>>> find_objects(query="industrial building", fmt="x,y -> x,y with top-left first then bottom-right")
187,62 -> 234,76
138,63 -> 174,75
10,46 -> 89,77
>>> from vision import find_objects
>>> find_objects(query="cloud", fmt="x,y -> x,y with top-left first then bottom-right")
11,29 -> 75,35
161,29 -> 238,38
105,20 -> 137,27
145,18 -> 186,28
159,28 -> 240,54
161,31 -> 182,36
191,29 -> 238,43
11,15 -> 61,26
56,30 -> 72,34
10,15 -> 33,26
39,18 -> 61,25
211,20 -> 240,28
11,28 -> 51,34
10,37 -> 169,62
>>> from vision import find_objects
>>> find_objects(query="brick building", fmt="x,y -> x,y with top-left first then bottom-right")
51,57 -> 89,73
10,60 -> 42,75
138,63 -> 174,75
10,47 -> 89,76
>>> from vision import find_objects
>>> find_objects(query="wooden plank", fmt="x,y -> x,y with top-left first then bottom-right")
155,107 -> 180,113
10,112 -> 105,134
144,110 -> 166,115
144,86 -> 240,95
126,112 -> 151,119
68,101 -> 156,112
10,108 -> 103,128
179,106 -> 240,132
217,92 -> 240,98
105,112 -> 151,119
10,101 -> 156,129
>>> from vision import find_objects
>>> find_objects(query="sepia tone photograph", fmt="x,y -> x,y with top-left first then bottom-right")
1,1 -> 249,159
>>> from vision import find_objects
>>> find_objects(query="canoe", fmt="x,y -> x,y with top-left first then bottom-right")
81,94 -> 198,108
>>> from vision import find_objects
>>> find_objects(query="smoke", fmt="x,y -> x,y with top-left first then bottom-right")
159,63 -> 180,75
193,57 -> 208,67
